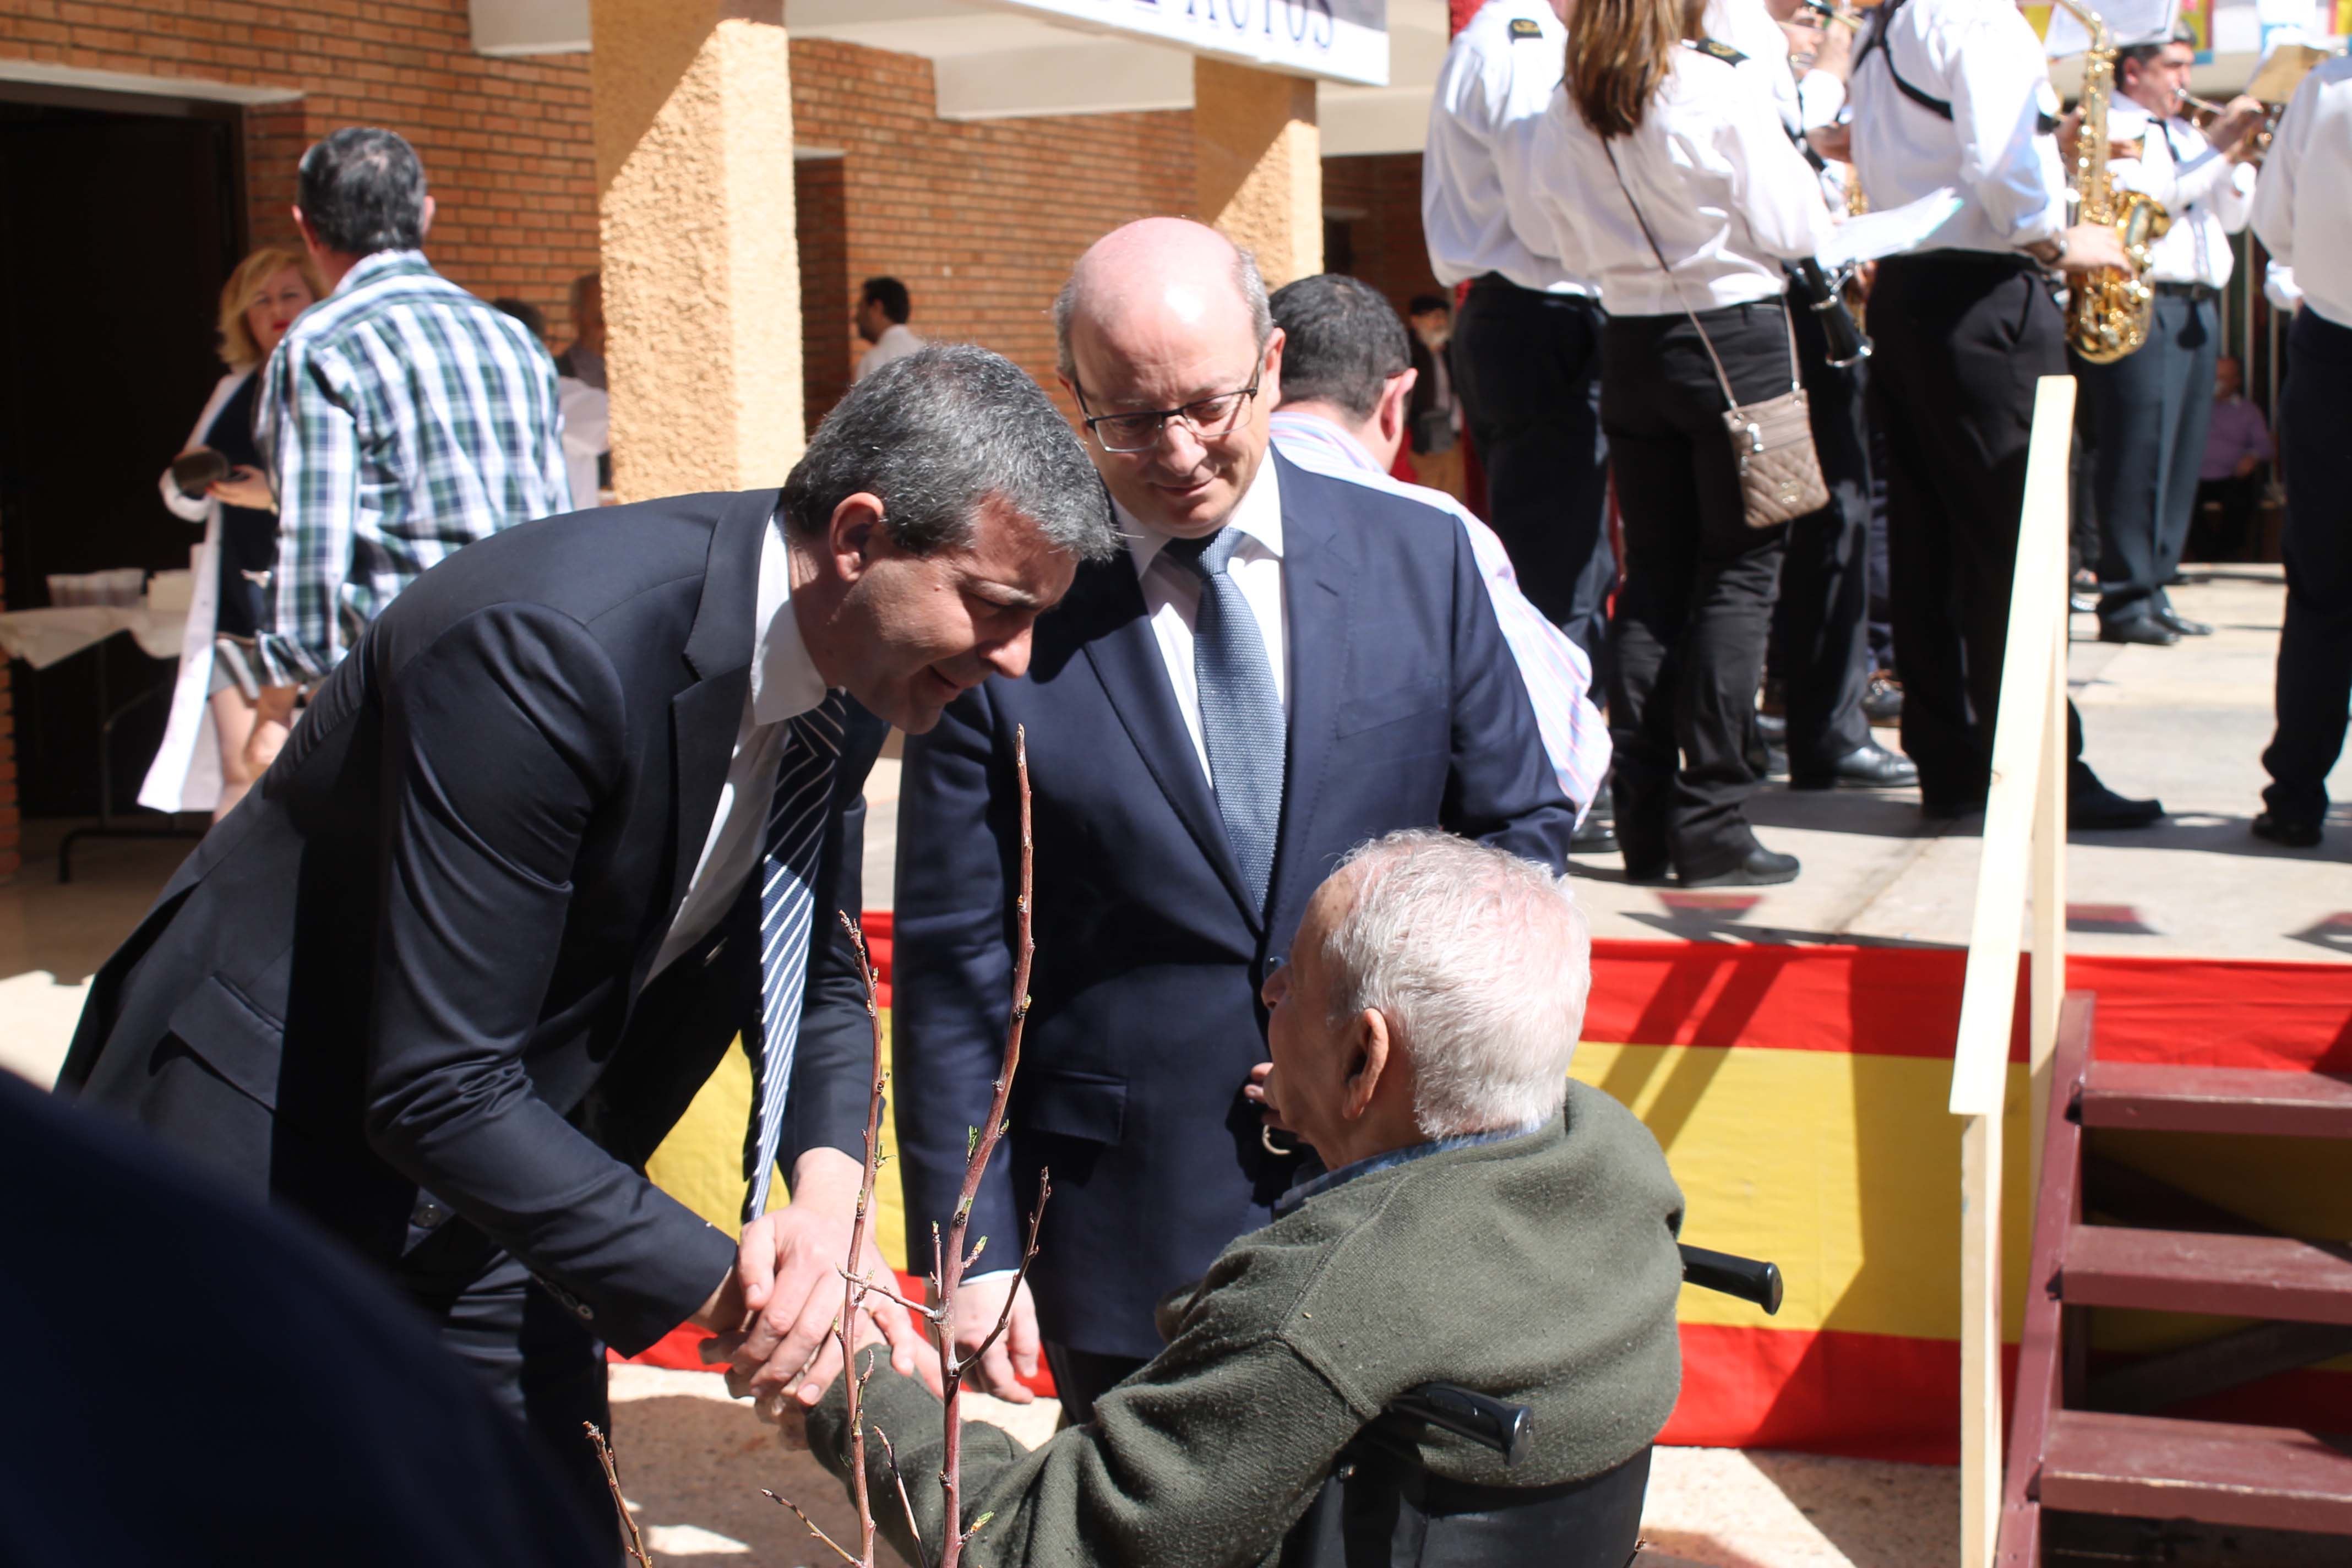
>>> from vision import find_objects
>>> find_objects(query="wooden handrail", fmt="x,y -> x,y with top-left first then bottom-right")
1951,373 -> 2077,1568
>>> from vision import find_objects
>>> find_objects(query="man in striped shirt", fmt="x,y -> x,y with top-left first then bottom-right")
252,127 -> 569,704
1266,273 -> 1610,824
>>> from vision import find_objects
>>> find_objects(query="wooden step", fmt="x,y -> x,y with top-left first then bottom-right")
2081,1062 -> 2352,1139
2039,1410 -> 2352,1536
2062,1227 -> 2352,1326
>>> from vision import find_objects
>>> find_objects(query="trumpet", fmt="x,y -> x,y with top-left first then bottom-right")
2175,86 -> 2279,160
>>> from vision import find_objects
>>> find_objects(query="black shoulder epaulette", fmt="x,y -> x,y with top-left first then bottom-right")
1687,36 -> 1748,65
1509,16 -> 1543,39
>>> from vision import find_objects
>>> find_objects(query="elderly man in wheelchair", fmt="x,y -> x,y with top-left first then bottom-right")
792,829 -> 1765,1567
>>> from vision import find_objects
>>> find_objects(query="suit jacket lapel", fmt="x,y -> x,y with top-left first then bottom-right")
1268,453 -> 1359,935
633,488 -> 774,999
1071,552 -> 1260,929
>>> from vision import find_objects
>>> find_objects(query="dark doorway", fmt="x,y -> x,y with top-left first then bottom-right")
0,86 -> 246,816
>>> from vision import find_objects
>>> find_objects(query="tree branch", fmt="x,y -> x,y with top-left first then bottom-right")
583,1421 -> 654,1568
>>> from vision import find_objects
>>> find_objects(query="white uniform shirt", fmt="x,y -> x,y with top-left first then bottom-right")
650,521 -> 830,979
1423,0 -> 1596,295
1116,456 -> 1289,786
1514,49 -> 1836,316
2146,115 -> 2256,288
1848,0 -> 2067,254
854,322 -> 926,382
1706,0 -> 1803,134
2253,54 -> 2352,329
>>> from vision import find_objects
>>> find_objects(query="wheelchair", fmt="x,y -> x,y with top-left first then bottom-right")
1277,1245 -> 1782,1568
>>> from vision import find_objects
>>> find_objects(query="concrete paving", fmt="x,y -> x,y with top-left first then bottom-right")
1,568 -> 2341,1565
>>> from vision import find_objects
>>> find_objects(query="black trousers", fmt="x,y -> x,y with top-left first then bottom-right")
2262,306 -> 2352,821
2190,472 -> 2263,562
1602,300 -> 1794,875
1871,253 -> 2098,808
1453,277 -> 1615,675
1044,1341 -> 1147,1426
402,1233 -> 617,1552
2077,288 -> 2220,625
1770,295 -> 1876,771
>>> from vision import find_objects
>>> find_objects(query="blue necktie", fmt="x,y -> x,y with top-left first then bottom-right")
742,690 -> 848,1223
1166,529 -> 1286,912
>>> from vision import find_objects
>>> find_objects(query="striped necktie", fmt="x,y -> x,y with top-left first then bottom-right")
1165,527 -> 1286,912
741,690 -> 848,1223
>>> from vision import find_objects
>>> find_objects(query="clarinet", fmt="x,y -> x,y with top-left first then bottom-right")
1789,258 -> 1871,368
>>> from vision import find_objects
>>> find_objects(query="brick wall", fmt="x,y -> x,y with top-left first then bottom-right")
1,0 -> 603,342
796,153 -> 853,434
1321,153 -> 1442,320
792,37 -> 1196,423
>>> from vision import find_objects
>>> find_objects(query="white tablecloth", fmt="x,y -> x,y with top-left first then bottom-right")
0,606 -> 187,669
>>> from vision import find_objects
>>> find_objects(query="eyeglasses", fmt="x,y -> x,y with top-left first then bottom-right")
1074,369 -> 1263,455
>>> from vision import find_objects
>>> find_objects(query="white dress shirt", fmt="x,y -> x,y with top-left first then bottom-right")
1705,0 -> 1803,135
854,322 -> 927,382
1118,457 -> 1289,787
1514,49 -> 1836,316
2253,53 -> 2352,330
1267,410 -> 1611,820
1423,0 -> 1597,295
2145,116 -> 2256,288
650,521 -> 830,979
1848,0 -> 2068,255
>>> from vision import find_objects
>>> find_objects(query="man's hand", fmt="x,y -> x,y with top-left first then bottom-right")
2211,94 -> 2268,157
705,1148 -> 935,1414
207,465 -> 275,511
1808,122 -> 1854,165
1244,1060 -> 1297,1139
2048,222 -> 2132,275
2234,453 -> 2262,480
950,1272 -> 1042,1402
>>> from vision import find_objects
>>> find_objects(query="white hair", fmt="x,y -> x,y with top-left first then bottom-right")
1318,831 -> 1592,1139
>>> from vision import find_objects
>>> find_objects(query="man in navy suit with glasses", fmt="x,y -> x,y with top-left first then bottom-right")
892,218 -> 1578,1421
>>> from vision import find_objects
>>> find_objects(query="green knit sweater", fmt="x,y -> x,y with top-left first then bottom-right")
808,1080 -> 1685,1568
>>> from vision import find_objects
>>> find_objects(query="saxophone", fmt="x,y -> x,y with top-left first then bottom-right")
2055,0 -> 2170,363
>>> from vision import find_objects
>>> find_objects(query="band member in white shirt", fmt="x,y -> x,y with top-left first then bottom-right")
2075,26 -> 2267,645
1423,0 -> 1616,691
2250,51 -> 2352,848
1513,0 -> 1902,885
1848,0 -> 2162,829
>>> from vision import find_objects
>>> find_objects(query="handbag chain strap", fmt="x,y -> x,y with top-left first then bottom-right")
1603,137 -> 1801,411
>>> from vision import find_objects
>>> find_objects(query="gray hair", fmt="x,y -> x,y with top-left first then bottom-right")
1052,241 -> 1275,385
1319,831 -> 1591,1138
781,343 -> 1118,563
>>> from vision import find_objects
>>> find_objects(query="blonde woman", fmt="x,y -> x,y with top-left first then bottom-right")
140,248 -> 320,821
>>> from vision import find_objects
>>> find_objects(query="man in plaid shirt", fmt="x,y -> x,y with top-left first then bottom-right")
252,127 -> 569,708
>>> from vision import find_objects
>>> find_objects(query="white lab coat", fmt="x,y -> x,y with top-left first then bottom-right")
138,371 -> 249,814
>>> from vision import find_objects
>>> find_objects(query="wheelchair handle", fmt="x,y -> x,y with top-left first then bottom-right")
1680,1244 -> 1783,1315
1385,1382 -> 1531,1464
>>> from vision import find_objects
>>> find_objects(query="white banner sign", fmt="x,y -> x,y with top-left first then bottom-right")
971,0 -> 1390,86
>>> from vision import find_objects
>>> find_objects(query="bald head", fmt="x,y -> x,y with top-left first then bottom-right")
1053,219 -> 1284,538
1054,219 -> 1271,382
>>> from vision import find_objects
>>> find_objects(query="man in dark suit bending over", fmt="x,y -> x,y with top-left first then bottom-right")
894,219 -> 1579,1420
59,346 -> 1119,1540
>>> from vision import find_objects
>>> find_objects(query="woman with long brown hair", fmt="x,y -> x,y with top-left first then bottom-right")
1509,0 -> 1855,886
140,247 -> 322,820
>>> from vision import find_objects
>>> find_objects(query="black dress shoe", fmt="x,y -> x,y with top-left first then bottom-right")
2098,616 -> 2180,646
2156,609 -> 2214,636
1921,794 -> 1986,821
2070,781 -> 2164,830
1679,846 -> 1801,887
1792,741 -> 1920,791
1572,814 -> 1619,852
1755,711 -> 1788,745
2252,811 -> 2324,848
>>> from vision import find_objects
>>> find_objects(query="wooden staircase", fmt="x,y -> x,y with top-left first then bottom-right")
1995,994 -> 2352,1563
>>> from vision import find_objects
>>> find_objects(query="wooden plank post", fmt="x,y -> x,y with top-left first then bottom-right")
1952,374 -> 2078,1568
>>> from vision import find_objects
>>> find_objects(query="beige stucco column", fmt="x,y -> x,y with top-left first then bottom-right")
1193,57 -> 1321,288
590,0 -> 802,502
